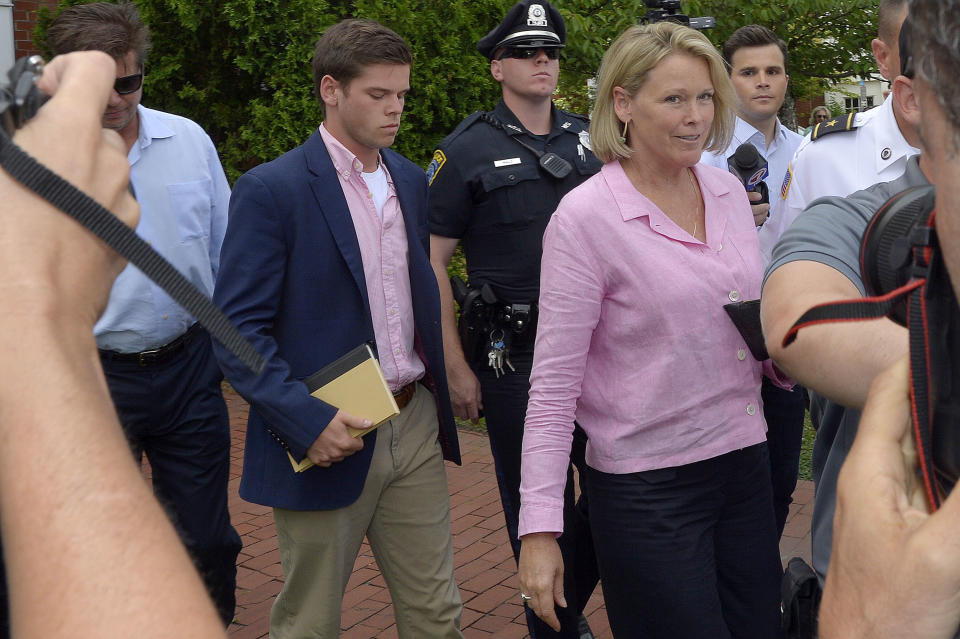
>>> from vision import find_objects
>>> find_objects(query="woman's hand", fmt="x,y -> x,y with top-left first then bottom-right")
518,532 -> 566,631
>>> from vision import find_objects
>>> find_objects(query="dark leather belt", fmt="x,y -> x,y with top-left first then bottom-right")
393,382 -> 417,411
98,323 -> 202,367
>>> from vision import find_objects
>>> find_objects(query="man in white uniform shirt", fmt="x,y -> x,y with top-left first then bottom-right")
774,0 -> 918,237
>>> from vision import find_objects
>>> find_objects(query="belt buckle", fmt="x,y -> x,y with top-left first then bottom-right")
137,348 -> 161,367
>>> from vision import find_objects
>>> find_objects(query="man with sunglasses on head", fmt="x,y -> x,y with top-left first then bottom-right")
40,2 -> 241,628
428,2 -> 601,637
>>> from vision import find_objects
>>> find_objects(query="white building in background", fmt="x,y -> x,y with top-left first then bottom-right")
825,76 -> 889,113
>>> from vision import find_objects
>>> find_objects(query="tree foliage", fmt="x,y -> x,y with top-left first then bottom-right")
36,0 -> 879,180
557,0 -> 879,118
684,0 -> 880,87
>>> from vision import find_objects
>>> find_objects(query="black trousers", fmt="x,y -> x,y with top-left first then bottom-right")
761,379 -> 806,538
586,443 -> 782,639
476,357 -> 599,639
100,330 -> 242,626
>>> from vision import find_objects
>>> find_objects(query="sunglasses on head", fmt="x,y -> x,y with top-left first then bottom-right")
497,47 -> 560,60
114,72 -> 143,95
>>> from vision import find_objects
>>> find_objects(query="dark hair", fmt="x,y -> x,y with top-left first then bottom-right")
47,2 -> 150,68
908,0 -> 960,150
722,24 -> 788,74
878,0 -> 908,44
311,19 -> 412,109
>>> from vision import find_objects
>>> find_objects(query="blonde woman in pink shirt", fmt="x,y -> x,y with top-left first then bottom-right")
516,22 -> 792,638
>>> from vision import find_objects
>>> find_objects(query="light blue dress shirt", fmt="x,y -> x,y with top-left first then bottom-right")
95,105 -> 230,352
701,116 -> 803,266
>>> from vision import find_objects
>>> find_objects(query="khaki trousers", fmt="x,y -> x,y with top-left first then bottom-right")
269,384 -> 463,638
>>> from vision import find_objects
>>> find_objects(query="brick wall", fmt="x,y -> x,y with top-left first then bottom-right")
795,95 -> 828,128
13,0 -> 57,59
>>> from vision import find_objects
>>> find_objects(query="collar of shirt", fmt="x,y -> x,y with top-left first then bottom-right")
731,116 -> 789,155
129,104 -> 175,165
862,94 -> 921,174
493,99 -> 578,140
318,123 -> 391,186
602,161 -> 732,250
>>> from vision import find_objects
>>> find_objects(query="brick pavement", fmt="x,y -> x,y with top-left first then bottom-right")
222,387 -> 813,639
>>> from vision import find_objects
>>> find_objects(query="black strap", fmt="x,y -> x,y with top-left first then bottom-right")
782,279 -> 923,347
907,273 -> 939,508
480,112 -> 547,158
0,129 -> 265,375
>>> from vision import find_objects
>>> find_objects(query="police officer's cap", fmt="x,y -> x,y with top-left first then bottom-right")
476,0 -> 566,60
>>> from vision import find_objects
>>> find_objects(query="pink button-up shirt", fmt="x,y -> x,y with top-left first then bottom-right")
319,125 -> 424,391
518,161 -> 791,536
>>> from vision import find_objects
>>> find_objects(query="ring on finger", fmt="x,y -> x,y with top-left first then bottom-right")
520,592 -> 532,602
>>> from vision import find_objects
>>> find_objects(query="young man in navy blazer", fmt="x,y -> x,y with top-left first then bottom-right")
213,19 -> 463,638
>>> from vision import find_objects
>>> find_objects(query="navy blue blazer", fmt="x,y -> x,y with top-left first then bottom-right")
213,131 -> 460,511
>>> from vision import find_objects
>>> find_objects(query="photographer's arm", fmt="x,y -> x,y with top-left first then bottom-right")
761,260 -> 907,409
0,52 -> 223,638
820,357 -> 960,639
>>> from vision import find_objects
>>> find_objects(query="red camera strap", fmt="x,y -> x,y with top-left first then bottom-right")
784,258 -> 941,510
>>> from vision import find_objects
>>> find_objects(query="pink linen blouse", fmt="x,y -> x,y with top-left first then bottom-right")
518,160 -> 791,537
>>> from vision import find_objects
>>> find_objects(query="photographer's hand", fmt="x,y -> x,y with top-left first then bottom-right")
0,52 -> 223,638
820,356 -> 960,639
0,51 -> 138,325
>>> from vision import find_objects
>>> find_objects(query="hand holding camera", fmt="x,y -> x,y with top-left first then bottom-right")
0,51 -> 139,330
820,356 -> 960,639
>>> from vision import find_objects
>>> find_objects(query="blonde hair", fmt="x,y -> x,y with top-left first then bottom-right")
590,22 -> 735,163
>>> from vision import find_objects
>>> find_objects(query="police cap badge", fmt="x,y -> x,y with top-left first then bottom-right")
476,0 -> 566,60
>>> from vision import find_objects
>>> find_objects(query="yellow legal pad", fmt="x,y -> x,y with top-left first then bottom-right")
287,344 -> 400,472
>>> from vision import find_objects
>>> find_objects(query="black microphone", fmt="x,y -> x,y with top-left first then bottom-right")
727,143 -> 770,208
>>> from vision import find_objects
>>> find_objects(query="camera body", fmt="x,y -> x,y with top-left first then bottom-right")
860,185 -> 960,497
0,55 -> 47,137
641,0 -> 715,30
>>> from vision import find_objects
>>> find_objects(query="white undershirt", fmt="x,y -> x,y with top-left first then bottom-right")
361,163 -> 390,221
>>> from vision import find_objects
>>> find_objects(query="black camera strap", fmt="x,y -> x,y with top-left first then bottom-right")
784,243 -> 943,510
0,129 -> 266,375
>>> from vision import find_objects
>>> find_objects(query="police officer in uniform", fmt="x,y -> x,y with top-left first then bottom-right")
427,2 -> 601,637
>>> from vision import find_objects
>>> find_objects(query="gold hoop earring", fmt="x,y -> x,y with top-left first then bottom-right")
619,119 -> 629,144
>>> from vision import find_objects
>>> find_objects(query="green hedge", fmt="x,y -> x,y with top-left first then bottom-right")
37,0 -> 875,181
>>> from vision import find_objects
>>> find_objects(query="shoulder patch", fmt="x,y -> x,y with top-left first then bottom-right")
426,149 -> 447,186
811,113 -> 858,141
578,129 -> 593,152
780,163 -> 793,200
